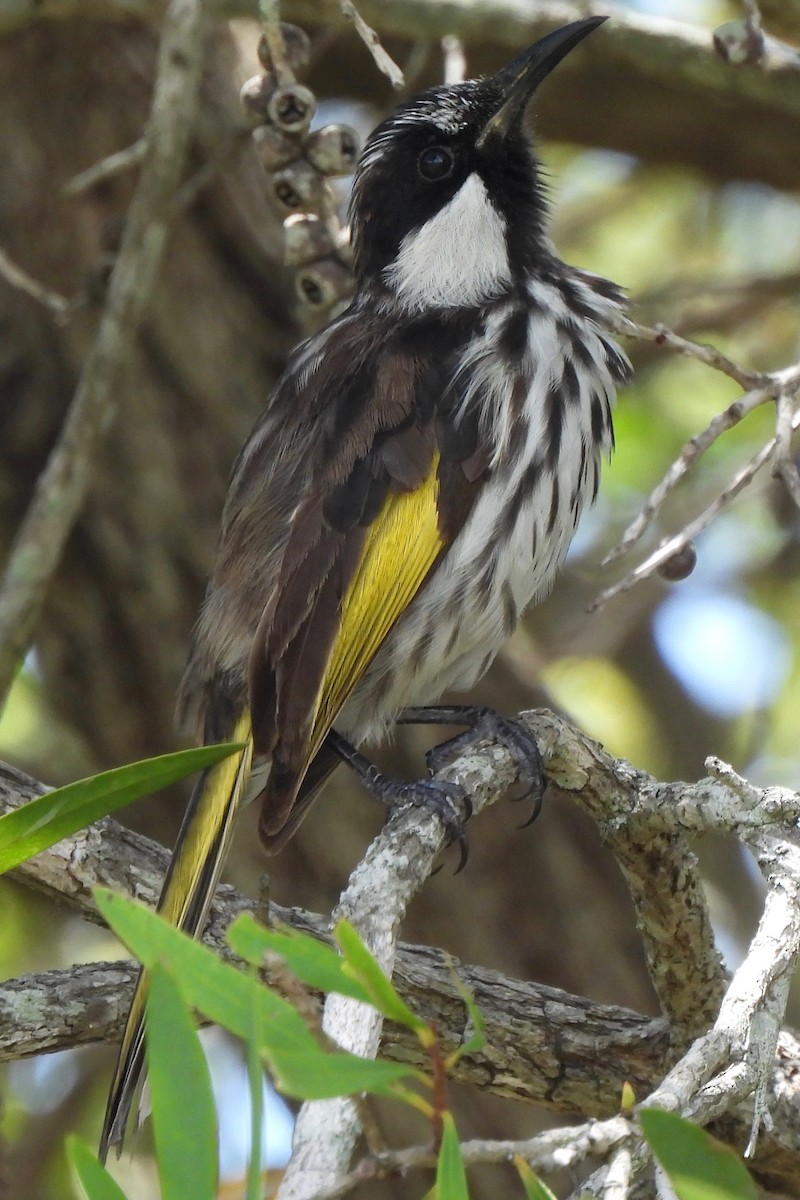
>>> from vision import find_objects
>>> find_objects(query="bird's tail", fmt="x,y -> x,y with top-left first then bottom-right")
98,710 -> 253,1162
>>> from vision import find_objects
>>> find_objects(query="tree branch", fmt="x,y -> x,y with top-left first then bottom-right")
337,0 -> 404,89
0,949 -> 665,1088
3,712 -> 800,1189
4,4 -> 800,188
0,0 -> 209,704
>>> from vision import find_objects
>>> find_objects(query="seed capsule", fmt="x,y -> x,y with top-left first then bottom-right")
272,161 -> 325,211
284,214 -> 336,266
712,18 -> 764,65
252,125 -> 300,172
240,73 -> 276,126
257,24 -> 311,73
267,84 -> 316,135
295,259 -> 354,311
305,125 -> 360,177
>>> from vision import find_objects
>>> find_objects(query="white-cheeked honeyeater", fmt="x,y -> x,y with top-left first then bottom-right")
100,15 -> 631,1158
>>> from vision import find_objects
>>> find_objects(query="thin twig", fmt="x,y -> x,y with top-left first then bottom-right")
591,399 -> 800,611
0,244 -> 71,318
601,383 -> 771,568
742,0 -> 764,35
63,139 -> 147,197
615,316 -> 767,391
339,0 -> 404,89
302,1116 -> 634,1199
258,0 -> 294,86
598,313 -> 800,598
0,0 -> 208,706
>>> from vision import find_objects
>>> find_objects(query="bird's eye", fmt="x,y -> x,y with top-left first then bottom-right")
417,146 -> 454,181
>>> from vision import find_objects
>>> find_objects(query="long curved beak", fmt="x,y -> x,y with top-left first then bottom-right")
478,16 -> 607,148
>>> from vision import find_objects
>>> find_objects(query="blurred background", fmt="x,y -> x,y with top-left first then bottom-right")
1,0 -> 799,1195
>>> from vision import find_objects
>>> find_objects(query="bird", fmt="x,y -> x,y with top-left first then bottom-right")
99,14 -> 631,1159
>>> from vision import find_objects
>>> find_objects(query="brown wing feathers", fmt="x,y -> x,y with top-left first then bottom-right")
250,337 -> 425,827
241,312 -> 490,844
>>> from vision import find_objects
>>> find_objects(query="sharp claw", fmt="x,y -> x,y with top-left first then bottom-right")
424,709 -> 547,824
440,711 -> 546,834
453,835 -> 469,874
518,788 -> 545,828
385,777 -> 471,868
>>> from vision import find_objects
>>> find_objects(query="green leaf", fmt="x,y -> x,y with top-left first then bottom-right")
66,1136 -> 129,1200
146,965 -> 217,1200
435,1112 -> 470,1200
227,913 -> 373,1006
443,957 -> 485,1064
95,889 -> 417,1100
512,1156 -> 557,1200
244,968 -> 265,1200
639,1109 -> 757,1200
231,915 -> 431,1039
0,743 -> 242,873
334,919 -> 430,1038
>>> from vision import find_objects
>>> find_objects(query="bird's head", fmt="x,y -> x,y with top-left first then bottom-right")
349,17 -> 606,311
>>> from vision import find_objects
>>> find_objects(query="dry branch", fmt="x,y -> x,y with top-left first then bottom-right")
337,0 -> 403,89
0,0 -> 209,704
591,319 -> 800,612
0,245 -> 71,316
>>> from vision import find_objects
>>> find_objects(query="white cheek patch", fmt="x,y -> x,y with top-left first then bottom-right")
384,173 -> 511,310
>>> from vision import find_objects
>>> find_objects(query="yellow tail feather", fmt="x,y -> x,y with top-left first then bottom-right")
99,712 -> 253,1161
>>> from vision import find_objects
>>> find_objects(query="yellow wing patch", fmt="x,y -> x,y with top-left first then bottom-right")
308,453 -> 443,758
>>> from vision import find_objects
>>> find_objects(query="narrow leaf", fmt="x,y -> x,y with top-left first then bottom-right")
66,1136 -> 129,1200
512,1155 -> 557,1200
435,1112 -> 470,1200
227,913 -> 373,1005
95,889 -> 417,1100
334,919 -> 430,1037
444,958 -> 485,1066
146,964 -> 217,1200
0,743 -> 242,873
245,968 -> 265,1200
639,1109 -> 757,1200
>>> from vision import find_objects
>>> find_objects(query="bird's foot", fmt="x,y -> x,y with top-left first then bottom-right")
327,730 -> 471,871
399,705 -> 545,827
374,775 -> 471,872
